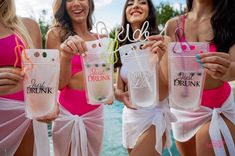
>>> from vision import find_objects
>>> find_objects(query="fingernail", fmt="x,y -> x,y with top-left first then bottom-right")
196,59 -> 204,68
195,54 -> 200,59
196,59 -> 202,63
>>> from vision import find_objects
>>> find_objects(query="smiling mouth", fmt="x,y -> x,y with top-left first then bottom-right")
131,11 -> 142,15
72,10 -> 83,14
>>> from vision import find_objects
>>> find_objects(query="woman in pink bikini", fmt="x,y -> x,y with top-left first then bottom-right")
46,0 -> 105,155
0,0 -> 58,155
166,0 -> 235,155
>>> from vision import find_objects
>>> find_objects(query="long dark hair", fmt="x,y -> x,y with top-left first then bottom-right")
187,0 -> 235,53
52,0 -> 94,42
115,0 -> 159,68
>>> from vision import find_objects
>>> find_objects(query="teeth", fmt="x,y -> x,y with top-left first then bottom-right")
132,12 -> 141,15
73,10 -> 82,14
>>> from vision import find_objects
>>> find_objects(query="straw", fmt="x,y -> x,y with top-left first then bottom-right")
14,37 -> 33,80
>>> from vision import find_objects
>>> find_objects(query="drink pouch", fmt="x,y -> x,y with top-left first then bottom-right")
168,42 -> 208,110
119,42 -> 158,108
22,49 -> 60,119
81,38 -> 114,104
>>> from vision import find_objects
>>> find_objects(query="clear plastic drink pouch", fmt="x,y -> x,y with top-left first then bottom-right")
22,49 -> 60,119
81,38 -> 114,104
119,42 -> 158,108
168,42 -> 208,110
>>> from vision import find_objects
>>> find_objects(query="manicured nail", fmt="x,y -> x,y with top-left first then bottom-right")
196,59 -> 202,63
195,54 -> 200,59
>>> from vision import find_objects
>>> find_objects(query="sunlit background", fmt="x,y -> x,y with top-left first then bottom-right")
15,1 -> 186,156
16,0 -> 186,30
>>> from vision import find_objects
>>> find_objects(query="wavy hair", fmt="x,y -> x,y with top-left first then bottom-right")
119,0 -> 159,45
115,0 -> 159,68
186,0 -> 235,53
52,0 -> 94,42
0,0 -> 33,48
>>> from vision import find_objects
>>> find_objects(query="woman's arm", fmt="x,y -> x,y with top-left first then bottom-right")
114,68 -> 134,109
46,28 -> 73,89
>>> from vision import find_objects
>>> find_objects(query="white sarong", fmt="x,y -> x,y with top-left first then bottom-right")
122,99 -> 176,155
52,104 -> 104,156
171,91 -> 235,156
0,97 -> 50,156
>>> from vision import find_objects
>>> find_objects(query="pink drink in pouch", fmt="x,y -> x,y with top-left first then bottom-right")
168,42 -> 208,110
22,49 -> 60,119
82,38 -> 114,104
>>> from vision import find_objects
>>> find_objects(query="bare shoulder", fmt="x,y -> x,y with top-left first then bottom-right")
165,16 -> 179,40
46,27 -> 63,49
21,17 -> 41,48
21,17 -> 40,34
46,27 -> 62,40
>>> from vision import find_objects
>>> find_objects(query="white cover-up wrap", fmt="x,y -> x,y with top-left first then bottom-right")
171,91 -> 235,156
122,99 -> 176,155
52,104 -> 104,156
0,97 -> 50,156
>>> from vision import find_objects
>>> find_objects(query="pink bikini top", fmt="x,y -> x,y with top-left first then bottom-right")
59,55 -> 100,116
0,34 -> 24,67
179,15 -> 231,108
0,34 -> 25,101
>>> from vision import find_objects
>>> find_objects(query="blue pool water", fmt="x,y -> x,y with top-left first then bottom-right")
102,101 -> 180,156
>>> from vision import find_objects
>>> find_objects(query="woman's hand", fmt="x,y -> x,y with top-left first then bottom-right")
60,35 -> 88,59
115,89 -> 136,109
143,35 -> 169,61
197,52 -> 231,80
0,67 -> 24,95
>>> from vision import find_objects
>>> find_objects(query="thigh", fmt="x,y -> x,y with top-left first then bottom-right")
130,125 -> 165,156
86,120 -> 104,156
196,116 -> 235,156
14,121 -> 34,156
196,121 -> 215,156
175,135 -> 196,156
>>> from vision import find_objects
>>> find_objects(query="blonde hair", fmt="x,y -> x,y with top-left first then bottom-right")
0,0 -> 34,48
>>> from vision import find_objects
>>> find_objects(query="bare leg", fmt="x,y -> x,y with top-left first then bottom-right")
14,122 -> 34,156
175,135 -> 196,156
196,116 -> 235,156
129,125 -> 166,156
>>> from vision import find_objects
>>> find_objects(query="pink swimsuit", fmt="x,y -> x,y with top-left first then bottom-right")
0,34 -> 25,101
59,55 -> 100,116
180,15 -> 231,108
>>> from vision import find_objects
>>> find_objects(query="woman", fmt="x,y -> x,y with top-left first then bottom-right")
114,0 -> 175,156
166,0 -> 235,155
0,0 -> 57,156
46,0 -> 105,156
